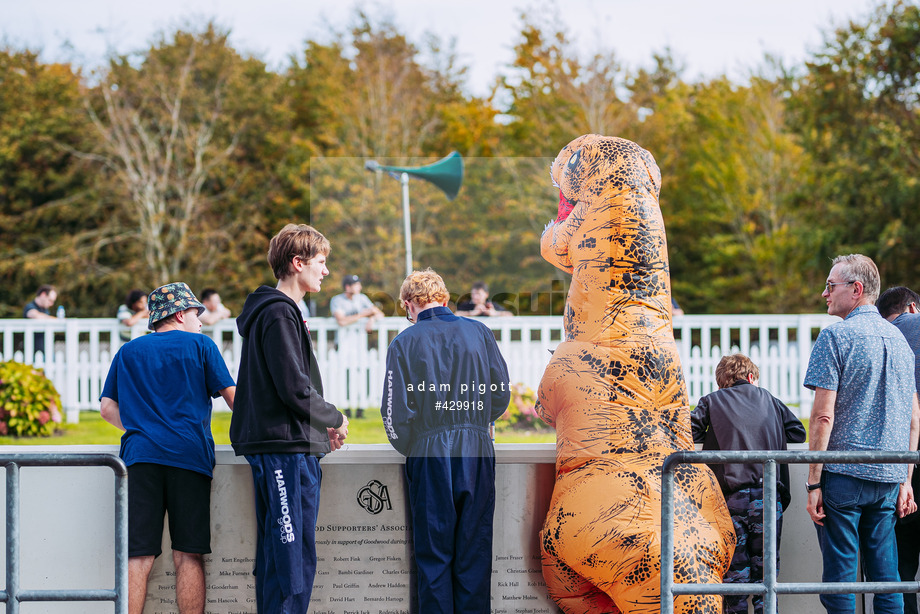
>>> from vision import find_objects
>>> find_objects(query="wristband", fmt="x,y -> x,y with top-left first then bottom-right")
806,482 -> 821,492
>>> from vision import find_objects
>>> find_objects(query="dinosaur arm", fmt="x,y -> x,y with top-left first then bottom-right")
541,199 -> 586,274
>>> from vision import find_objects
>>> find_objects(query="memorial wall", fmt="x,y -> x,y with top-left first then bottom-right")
1,443 -> 828,614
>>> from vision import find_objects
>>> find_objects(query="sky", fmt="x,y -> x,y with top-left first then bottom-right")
2,0 -> 882,96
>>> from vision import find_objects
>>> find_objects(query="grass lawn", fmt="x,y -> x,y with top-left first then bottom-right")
0,411 -> 807,447
0,411 -> 557,446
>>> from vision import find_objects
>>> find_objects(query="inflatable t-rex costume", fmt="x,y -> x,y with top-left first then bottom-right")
537,134 -> 735,613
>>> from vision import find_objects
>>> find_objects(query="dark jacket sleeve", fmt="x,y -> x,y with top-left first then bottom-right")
486,331 -> 512,422
690,395 -> 711,444
261,313 -> 342,429
777,398 -> 806,444
381,341 -> 415,456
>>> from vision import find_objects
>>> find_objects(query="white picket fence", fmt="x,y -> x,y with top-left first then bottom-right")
0,314 -> 836,423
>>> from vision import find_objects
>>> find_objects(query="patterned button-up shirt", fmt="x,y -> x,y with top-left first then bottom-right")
804,304 -> 916,483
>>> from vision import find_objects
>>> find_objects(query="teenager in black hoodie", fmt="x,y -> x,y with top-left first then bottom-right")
231,224 -> 348,614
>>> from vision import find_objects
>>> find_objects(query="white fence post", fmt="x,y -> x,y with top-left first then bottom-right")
64,318 -> 80,423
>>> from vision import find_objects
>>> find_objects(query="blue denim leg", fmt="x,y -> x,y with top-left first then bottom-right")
816,471 -> 902,614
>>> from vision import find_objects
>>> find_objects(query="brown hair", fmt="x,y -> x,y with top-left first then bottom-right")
267,224 -> 330,281
715,353 -> 760,389
400,268 -> 450,307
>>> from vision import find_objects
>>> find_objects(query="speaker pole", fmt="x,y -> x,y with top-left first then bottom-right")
400,172 -> 413,278
365,152 -> 462,281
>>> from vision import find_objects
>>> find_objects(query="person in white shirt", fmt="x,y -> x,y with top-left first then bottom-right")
199,288 -> 231,325
330,275 -> 383,332
117,289 -> 150,342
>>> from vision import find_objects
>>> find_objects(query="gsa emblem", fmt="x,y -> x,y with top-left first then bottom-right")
357,479 -> 392,515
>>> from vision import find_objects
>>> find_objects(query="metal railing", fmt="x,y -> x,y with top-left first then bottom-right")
661,450 -> 920,614
0,453 -> 128,614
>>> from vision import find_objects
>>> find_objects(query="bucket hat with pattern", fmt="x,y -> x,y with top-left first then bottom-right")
147,282 -> 205,330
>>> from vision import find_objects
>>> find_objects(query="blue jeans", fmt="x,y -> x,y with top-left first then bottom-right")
814,471 -> 902,614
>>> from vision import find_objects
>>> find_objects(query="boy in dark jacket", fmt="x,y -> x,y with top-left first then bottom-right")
382,268 -> 511,614
231,224 -> 349,614
691,353 -> 805,614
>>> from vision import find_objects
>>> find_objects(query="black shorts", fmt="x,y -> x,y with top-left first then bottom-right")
128,463 -> 212,557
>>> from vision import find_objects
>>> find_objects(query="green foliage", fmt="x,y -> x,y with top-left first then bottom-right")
789,0 -> 920,288
0,361 -> 63,437
648,73 -> 818,313
0,49 -> 103,317
308,154 -> 564,314
499,9 -> 633,157
82,23 -> 289,295
496,383 -> 547,430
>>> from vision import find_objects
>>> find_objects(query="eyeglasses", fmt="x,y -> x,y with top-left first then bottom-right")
824,281 -> 856,293
404,302 -> 414,323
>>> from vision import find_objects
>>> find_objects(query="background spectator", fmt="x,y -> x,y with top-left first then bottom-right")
330,274 -> 383,332
117,288 -> 149,342
23,284 -> 58,356
878,285 -> 920,614
23,285 -> 58,319
671,296 -> 685,317
456,281 -> 511,317
199,288 -> 231,325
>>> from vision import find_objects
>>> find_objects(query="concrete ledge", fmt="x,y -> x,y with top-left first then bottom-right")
0,443 -> 840,613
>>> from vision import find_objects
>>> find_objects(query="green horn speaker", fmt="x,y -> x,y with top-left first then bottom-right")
373,151 -> 463,200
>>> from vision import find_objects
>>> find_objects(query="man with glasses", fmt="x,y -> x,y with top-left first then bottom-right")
381,268 -> 511,613
804,254 -> 920,613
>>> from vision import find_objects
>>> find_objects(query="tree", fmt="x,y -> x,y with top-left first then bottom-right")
620,52 -> 819,313
290,11 -> 508,304
0,48 -> 100,316
790,0 -> 920,287
81,24 -> 254,282
499,9 -> 634,157
671,74 -> 815,313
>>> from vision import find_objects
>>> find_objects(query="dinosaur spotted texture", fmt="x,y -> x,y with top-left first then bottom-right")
537,134 -> 735,613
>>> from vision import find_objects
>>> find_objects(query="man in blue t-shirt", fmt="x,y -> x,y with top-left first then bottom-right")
101,282 -> 236,614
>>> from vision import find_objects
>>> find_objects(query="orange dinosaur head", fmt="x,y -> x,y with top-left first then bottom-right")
551,134 -> 661,213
